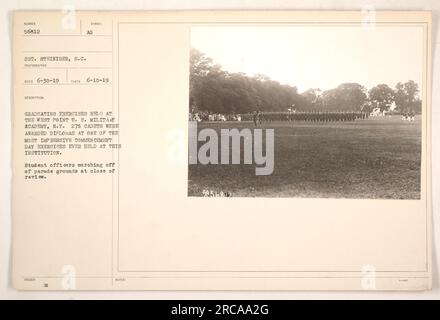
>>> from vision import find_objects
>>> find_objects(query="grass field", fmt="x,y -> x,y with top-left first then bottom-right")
188,115 -> 421,199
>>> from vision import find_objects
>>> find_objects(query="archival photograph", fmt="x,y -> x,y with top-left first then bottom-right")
188,25 -> 423,199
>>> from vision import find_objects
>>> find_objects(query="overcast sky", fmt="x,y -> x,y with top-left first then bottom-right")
191,25 -> 424,93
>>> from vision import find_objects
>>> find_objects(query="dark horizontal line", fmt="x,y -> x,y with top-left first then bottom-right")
24,275 -> 430,279
118,21 -> 428,25
22,67 -> 112,69
22,34 -> 112,37
118,270 -> 428,273
22,51 -> 112,53
22,83 -> 112,86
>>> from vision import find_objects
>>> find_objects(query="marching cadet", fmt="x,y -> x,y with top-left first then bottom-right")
257,111 -> 263,125
253,110 -> 259,126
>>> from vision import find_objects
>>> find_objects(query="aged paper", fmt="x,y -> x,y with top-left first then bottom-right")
12,10 -> 432,290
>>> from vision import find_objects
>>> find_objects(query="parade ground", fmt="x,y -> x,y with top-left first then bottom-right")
188,115 -> 422,199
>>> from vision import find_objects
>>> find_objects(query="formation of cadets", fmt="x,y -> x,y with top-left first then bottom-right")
190,109 -> 416,124
247,111 -> 369,123
402,111 -> 416,121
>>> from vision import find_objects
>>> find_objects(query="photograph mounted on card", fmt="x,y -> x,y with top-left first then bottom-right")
12,10 -> 431,291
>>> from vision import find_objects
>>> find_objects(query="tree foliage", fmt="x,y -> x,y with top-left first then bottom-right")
189,49 -> 422,114
394,80 -> 421,113
320,83 -> 367,111
190,49 -> 303,114
368,84 -> 395,112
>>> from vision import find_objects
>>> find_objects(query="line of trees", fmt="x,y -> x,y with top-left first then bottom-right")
190,49 -> 422,115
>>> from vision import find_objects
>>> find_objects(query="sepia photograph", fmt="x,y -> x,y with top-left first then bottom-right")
188,25 -> 424,199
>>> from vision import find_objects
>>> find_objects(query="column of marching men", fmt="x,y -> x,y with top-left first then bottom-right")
189,111 -> 370,122
241,111 -> 369,122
